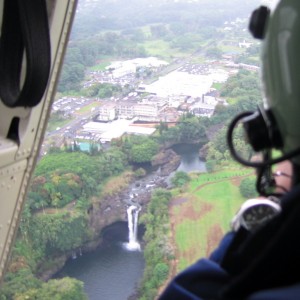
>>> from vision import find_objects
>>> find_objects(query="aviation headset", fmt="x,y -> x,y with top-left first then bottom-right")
227,0 -> 300,195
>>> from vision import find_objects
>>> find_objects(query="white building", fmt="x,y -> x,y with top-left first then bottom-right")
142,71 -> 213,98
239,40 -> 253,48
96,103 -> 117,121
167,95 -> 186,108
203,95 -> 218,106
117,101 -> 136,119
82,119 -> 156,142
134,104 -> 160,121
208,68 -> 229,83
106,57 -> 169,79
126,126 -> 156,135
112,64 -> 136,79
191,103 -> 215,117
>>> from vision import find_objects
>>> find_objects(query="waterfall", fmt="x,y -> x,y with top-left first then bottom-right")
124,205 -> 141,251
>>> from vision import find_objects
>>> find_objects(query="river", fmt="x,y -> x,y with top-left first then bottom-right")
56,144 -> 206,299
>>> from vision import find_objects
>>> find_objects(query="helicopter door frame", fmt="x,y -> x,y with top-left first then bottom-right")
0,0 -> 78,281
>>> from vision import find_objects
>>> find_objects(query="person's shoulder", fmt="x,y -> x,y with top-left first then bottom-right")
247,283 -> 300,300
158,258 -> 229,300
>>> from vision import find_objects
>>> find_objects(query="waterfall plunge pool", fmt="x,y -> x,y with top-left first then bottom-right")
172,143 -> 207,173
55,221 -> 145,300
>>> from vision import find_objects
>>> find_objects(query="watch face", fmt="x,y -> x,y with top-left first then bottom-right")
242,204 -> 279,230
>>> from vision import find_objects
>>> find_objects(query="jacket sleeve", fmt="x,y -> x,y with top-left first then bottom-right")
158,232 -> 235,300
247,284 -> 300,300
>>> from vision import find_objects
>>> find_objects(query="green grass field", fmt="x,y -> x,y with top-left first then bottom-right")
226,97 -> 239,105
212,82 -> 224,90
76,102 -> 101,115
170,168 -> 253,272
88,55 -> 117,72
189,56 -> 206,64
89,61 -> 111,71
188,169 -> 253,190
140,40 -> 188,61
219,44 -> 245,54
47,118 -> 73,132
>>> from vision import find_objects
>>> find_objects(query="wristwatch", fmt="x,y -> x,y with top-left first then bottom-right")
231,198 -> 281,232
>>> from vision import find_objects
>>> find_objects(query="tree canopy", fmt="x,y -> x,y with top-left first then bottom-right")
28,149 -> 127,210
239,177 -> 258,199
159,114 -> 208,145
171,171 -> 191,187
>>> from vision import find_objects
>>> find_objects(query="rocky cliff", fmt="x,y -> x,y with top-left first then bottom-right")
151,148 -> 181,176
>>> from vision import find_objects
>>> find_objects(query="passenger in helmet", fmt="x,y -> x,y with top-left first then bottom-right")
159,1 -> 300,299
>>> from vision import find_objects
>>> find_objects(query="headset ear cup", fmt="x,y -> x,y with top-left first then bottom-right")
249,6 -> 271,40
242,107 -> 283,152
243,110 -> 271,152
266,109 -> 283,149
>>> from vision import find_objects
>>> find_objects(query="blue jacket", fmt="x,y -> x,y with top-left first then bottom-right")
159,185 -> 300,299
159,233 -> 233,299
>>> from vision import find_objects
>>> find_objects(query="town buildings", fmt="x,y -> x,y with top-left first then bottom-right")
50,57 -> 250,146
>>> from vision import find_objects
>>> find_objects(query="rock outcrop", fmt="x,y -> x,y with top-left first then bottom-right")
151,149 -> 181,176
199,143 -> 209,160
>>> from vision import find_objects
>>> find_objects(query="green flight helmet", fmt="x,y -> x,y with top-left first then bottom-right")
236,0 -> 300,166
262,0 -> 300,161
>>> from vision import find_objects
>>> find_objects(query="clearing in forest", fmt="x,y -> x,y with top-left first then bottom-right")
169,168 -> 252,272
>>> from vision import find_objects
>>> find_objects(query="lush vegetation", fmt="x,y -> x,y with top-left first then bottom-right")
239,177 -> 258,198
83,82 -> 123,98
158,113 -> 209,145
138,189 -> 173,300
1,130 -> 167,299
171,171 -> 191,187
0,267 -> 86,300
0,146 -> 131,299
211,70 -> 262,125
16,277 -> 87,300
27,149 -> 127,210
112,135 -> 160,163
204,70 -> 262,171
47,111 -> 73,132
